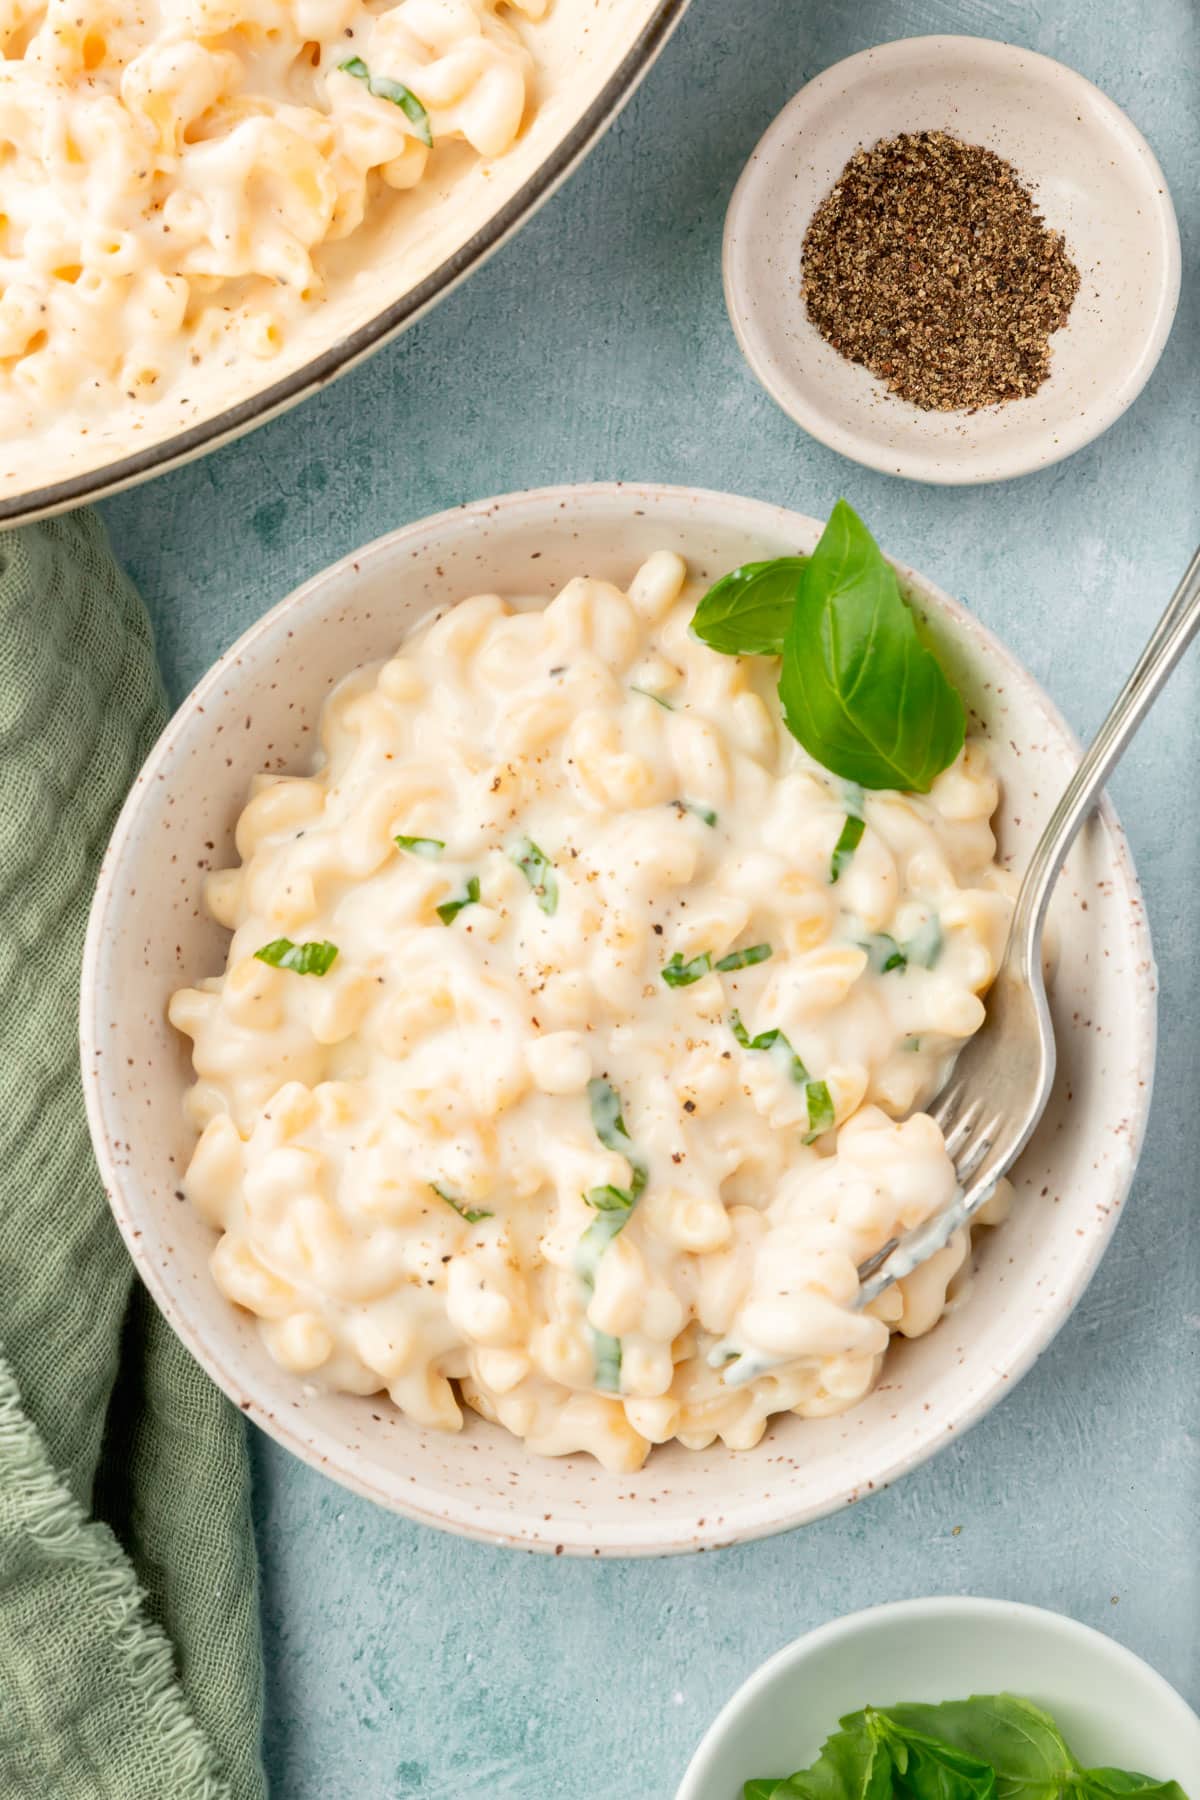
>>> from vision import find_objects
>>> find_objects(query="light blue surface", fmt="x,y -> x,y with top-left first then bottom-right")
102,2 -> 1200,1794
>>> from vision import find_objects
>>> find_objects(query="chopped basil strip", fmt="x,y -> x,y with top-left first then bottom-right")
715,943 -> 773,973
662,951 -> 713,987
585,1183 -> 638,1214
830,814 -> 865,884
803,1080 -> 836,1140
575,1212 -> 616,1282
510,837 -> 558,915
338,56 -> 433,145
859,932 -> 907,974
903,1035 -> 922,1052
254,937 -> 338,976
589,1076 -> 632,1150
394,834 -> 444,857
579,1081 -> 651,1393
906,914 -> 944,969
586,1077 -> 646,1199
579,1184 -> 642,1277
730,1009 -> 809,1081
591,1330 -> 623,1393
843,780 -> 865,819
857,916 -> 941,973
707,1340 -> 770,1387
579,1211 -> 631,1263
577,1203 -> 630,1392
675,798 -> 718,827
664,944 -> 773,985
430,1182 -> 493,1224
730,1011 -> 834,1139
630,685 -> 674,709
436,874 -> 480,925
729,1011 -> 757,1049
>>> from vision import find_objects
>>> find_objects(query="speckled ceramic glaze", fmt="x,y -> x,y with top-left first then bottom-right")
676,1598 -> 1200,1800
81,484 -> 1156,1556
723,36 -> 1181,484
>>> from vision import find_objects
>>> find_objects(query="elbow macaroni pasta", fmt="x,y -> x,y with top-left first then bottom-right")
0,0 -> 544,428
170,554 -> 1017,1472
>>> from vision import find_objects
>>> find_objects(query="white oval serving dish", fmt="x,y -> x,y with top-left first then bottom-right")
723,36 -> 1181,484
676,1597 -> 1200,1800
81,483 -> 1156,1555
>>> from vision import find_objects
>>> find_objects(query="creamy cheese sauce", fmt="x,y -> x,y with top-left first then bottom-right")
169,553 -> 1015,1471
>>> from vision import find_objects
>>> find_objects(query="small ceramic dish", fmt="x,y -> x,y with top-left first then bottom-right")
81,483 -> 1155,1555
676,1597 -> 1200,1799
723,36 -> 1181,484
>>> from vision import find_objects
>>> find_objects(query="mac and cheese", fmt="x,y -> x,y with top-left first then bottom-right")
170,554 -> 1015,1471
0,0 -> 543,427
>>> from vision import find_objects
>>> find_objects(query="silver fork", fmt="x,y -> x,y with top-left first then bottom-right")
857,546 -> 1200,1305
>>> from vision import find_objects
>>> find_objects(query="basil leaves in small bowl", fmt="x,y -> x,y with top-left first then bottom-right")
691,499 -> 965,794
742,1693 -> 1188,1800
675,1598 -> 1200,1800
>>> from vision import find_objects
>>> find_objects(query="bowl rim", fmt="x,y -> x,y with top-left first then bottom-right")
722,33 -> 1183,486
674,1595 -> 1200,1799
80,481 -> 1157,1554
1,0 -> 690,529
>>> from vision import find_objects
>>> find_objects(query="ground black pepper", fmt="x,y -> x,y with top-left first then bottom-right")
801,130 -> 1081,412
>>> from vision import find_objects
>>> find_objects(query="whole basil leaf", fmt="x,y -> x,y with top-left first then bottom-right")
1079,1771 -> 1189,1800
869,1710 -> 997,1800
878,1697 -> 1073,1800
746,1783 -> 822,1800
745,1715 -> 893,1800
692,557 -> 808,656
817,1718 -> 894,1800
779,500 -> 965,792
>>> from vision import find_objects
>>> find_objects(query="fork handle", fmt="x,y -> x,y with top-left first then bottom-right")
1009,545 -> 1200,965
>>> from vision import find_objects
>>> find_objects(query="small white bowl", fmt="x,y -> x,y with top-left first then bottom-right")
723,36 -> 1181,484
676,1597 -> 1200,1800
81,483 -> 1155,1555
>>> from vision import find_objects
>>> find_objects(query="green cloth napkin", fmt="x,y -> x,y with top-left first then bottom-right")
0,515 -> 266,1800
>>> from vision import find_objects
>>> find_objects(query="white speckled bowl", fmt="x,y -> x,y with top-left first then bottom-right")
723,37 -> 1181,484
676,1597 -> 1200,1800
81,484 -> 1156,1555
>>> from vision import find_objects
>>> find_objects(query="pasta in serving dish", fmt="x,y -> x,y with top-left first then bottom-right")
169,552 -> 1016,1473
0,0 -> 544,430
